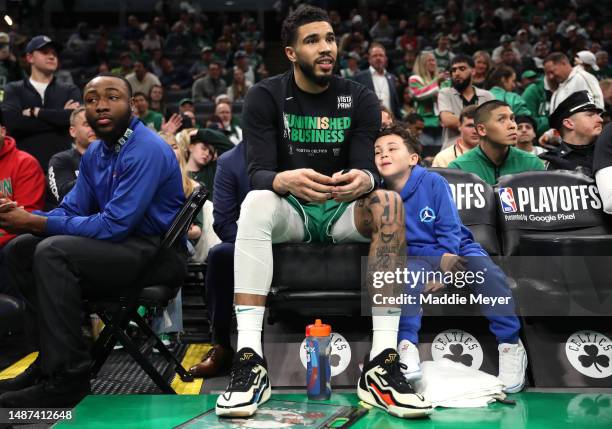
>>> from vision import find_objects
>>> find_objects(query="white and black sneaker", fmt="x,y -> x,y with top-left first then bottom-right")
358,348 -> 432,419
215,348 -> 271,417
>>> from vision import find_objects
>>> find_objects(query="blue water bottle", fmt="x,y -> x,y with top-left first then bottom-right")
306,319 -> 332,400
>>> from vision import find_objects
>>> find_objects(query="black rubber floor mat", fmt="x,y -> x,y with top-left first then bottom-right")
92,344 -> 187,394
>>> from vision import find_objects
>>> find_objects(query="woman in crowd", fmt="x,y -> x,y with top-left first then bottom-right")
472,50 -> 492,88
149,131 -> 204,350
149,84 -> 167,117
227,68 -> 252,102
487,65 -> 531,116
409,51 -> 448,145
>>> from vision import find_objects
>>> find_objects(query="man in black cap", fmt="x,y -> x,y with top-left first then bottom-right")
540,90 -> 604,176
1,35 -> 81,170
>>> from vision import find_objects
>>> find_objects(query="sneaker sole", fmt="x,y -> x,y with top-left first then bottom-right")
215,384 -> 271,418
357,385 -> 432,419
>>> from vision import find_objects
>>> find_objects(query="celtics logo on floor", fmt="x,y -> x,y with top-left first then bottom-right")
565,331 -> 612,379
299,332 -> 351,377
431,329 -> 484,369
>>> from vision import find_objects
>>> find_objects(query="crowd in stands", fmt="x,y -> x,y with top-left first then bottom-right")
0,0 -> 611,407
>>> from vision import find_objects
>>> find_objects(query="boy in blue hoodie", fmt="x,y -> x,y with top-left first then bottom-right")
374,124 -> 527,393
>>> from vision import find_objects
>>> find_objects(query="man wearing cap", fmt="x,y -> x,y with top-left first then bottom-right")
0,32 -> 21,90
492,34 -> 521,64
544,52 -> 604,113
190,46 -> 214,81
233,50 -> 256,84
540,90 -> 604,176
192,61 -> 227,102
341,52 -> 361,78
575,51 -> 599,73
179,98 -> 195,115
126,60 -> 161,96
519,70 -> 538,93
1,35 -> 81,170
515,115 -> 547,156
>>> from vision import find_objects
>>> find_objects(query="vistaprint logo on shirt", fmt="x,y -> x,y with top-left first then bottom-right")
337,95 -> 352,109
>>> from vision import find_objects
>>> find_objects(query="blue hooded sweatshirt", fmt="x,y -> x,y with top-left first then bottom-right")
37,117 -> 185,242
398,165 -> 484,268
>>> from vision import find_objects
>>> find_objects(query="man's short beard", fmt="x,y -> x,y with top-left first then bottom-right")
88,112 -> 133,145
296,58 -> 332,88
452,75 -> 472,92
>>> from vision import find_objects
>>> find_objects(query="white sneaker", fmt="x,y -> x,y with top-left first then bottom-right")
498,340 -> 528,393
398,340 -> 422,382
216,348 -> 271,417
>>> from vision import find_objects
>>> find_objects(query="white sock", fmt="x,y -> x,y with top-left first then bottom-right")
370,307 -> 401,360
235,305 -> 265,358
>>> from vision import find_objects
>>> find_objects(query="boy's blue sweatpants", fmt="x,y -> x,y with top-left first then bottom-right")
398,248 -> 521,345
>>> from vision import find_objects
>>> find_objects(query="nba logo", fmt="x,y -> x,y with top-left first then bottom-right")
498,187 -> 517,213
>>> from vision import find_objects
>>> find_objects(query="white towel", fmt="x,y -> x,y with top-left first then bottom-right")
414,358 -> 506,408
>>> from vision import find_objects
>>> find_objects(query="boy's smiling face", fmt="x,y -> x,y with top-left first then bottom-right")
375,134 -> 419,184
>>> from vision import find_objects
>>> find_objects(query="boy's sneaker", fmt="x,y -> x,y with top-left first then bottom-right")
357,348 -> 432,419
153,333 -> 175,354
398,340 -> 422,382
216,348 -> 271,417
498,340 -> 528,393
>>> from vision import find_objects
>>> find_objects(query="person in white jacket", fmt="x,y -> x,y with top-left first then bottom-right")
545,52 -> 604,113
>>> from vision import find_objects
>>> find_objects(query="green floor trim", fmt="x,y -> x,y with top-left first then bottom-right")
54,392 -> 612,429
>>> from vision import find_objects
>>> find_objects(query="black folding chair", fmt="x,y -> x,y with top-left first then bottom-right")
89,187 -> 208,394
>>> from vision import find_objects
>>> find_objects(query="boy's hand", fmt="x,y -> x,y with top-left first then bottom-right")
440,253 -> 466,273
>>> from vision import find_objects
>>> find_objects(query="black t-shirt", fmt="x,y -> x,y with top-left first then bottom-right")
593,123 -> 612,174
242,70 -> 381,191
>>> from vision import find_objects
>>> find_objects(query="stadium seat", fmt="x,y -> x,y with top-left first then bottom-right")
88,187 -> 208,394
430,168 -> 501,256
165,89 -> 191,103
496,170 -> 612,256
496,170 -> 612,387
268,243 -> 370,322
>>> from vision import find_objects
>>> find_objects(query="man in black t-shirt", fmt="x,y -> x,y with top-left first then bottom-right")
215,5 -> 431,420
47,107 -> 96,208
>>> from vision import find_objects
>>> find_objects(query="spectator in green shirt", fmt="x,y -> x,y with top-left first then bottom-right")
133,91 -> 162,131
488,66 -> 531,117
448,100 -> 545,185
521,77 -> 551,136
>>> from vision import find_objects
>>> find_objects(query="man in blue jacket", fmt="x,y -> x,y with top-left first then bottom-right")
189,141 -> 250,378
0,74 -> 185,408
374,124 -> 527,393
